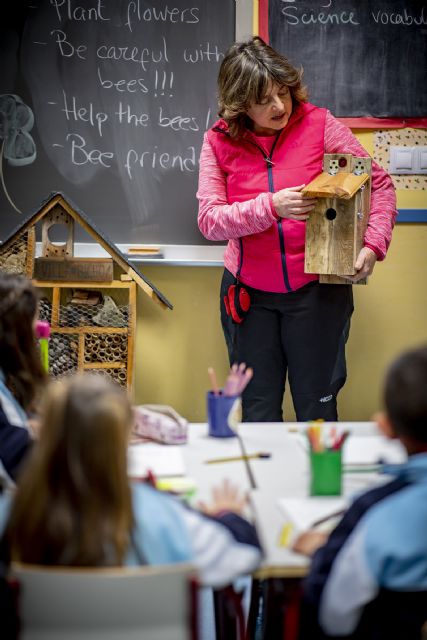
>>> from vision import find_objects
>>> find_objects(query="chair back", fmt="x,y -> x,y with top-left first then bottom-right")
11,562 -> 198,640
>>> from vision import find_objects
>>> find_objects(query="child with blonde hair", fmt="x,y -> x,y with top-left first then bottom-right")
1,373 -> 262,586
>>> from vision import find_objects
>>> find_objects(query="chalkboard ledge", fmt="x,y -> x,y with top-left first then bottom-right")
35,243 -> 226,267
35,210 -> 425,267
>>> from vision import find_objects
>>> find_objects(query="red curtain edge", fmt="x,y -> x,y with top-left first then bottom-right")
258,0 -> 269,41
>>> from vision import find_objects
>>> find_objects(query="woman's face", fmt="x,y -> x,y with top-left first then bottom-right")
246,83 -> 292,136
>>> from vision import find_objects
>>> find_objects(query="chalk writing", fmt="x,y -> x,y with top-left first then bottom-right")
51,0 -> 110,23
281,3 -> 359,26
183,42 -> 224,63
125,2 -> 199,32
0,0 -> 234,244
62,91 -> 108,137
115,103 -> 149,127
51,29 -> 88,58
96,36 -> 169,72
65,133 -> 114,167
371,7 -> 427,26
124,145 -> 197,179
97,67 -> 149,94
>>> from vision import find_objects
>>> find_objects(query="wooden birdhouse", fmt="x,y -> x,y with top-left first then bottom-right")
0,192 -> 172,391
303,154 -> 372,284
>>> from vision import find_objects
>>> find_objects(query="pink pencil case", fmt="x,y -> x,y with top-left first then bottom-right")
132,404 -> 188,444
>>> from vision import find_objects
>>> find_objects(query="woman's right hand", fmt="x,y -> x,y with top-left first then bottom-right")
272,184 -> 317,220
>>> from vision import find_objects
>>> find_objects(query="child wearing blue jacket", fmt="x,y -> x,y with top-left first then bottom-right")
294,344 -> 427,640
0,373 -> 262,588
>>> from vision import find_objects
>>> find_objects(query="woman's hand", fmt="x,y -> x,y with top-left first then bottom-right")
198,479 -> 248,516
346,247 -> 378,282
292,530 -> 328,557
272,184 -> 317,220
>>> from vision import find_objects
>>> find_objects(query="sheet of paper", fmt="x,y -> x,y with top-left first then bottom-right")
277,497 -> 347,532
343,436 -> 406,465
127,443 -> 186,478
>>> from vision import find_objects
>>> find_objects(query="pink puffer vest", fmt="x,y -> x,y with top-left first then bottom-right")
207,102 -> 327,292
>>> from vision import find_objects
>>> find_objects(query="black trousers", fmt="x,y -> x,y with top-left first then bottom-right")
220,269 -> 354,422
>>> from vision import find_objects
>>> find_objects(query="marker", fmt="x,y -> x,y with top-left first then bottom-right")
155,477 -> 197,497
35,320 -> 50,373
205,452 -> 271,465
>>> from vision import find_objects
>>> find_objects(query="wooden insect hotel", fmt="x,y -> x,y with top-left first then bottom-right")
0,192 -> 172,390
303,154 -> 372,284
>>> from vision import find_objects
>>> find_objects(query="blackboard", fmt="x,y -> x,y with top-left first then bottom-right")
0,0 -> 235,246
266,0 -> 426,118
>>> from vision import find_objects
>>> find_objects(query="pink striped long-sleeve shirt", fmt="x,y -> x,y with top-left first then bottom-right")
197,111 -> 397,262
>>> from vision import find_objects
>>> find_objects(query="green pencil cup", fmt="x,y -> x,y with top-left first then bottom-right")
310,450 -> 343,496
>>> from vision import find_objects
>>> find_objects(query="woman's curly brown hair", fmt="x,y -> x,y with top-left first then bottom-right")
217,36 -> 308,139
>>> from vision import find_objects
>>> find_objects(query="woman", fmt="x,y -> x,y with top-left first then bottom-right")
0,272 -> 45,485
197,36 -> 396,422
1,374 -> 261,587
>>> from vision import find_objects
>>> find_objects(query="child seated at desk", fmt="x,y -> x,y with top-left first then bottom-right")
0,273 -> 45,487
293,344 -> 427,639
0,373 -> 262,587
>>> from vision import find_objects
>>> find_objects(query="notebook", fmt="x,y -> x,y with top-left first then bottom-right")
127,443 -> 186,478
343,437 -> 406,466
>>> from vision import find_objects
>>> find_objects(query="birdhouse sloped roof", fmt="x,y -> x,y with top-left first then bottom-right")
0,191 -> 172,309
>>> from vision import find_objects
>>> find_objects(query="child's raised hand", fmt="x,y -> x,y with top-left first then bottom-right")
198,479 -> 248,516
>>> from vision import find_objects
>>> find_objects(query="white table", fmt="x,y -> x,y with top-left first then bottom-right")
184,422 -> 406,579
131,422 -> 406,578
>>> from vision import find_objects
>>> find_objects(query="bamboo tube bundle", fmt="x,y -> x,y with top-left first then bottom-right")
91,368 -> 128,388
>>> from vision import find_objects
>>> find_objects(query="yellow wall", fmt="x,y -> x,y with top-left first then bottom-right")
134,131 -> 427,423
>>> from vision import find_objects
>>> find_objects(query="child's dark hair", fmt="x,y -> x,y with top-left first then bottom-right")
0,271 -> 45,411
384,345 -> 427,443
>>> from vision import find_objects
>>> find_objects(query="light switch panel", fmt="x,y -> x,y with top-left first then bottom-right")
416,147 -> 427,173
389,146 -> 427,174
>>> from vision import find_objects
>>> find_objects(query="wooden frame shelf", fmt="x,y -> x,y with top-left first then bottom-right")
35,280 -> 136,390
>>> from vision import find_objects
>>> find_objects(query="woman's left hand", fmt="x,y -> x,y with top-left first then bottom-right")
346,247 -> 377,283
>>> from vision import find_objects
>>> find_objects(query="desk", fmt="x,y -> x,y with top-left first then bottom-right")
231,422 -> 405,640
132,421 -> 405,577
131,422 -> 407,640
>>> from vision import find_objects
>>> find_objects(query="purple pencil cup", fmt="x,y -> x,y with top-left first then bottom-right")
207,391 -> 241,438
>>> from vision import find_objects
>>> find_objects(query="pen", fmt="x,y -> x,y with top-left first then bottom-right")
344,460 -> 385,474
310,508 -> 346,529
205,452 -> 271,464
236,432 -> 257,490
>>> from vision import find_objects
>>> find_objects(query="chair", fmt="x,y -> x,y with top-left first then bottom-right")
10,562 -> 198,640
